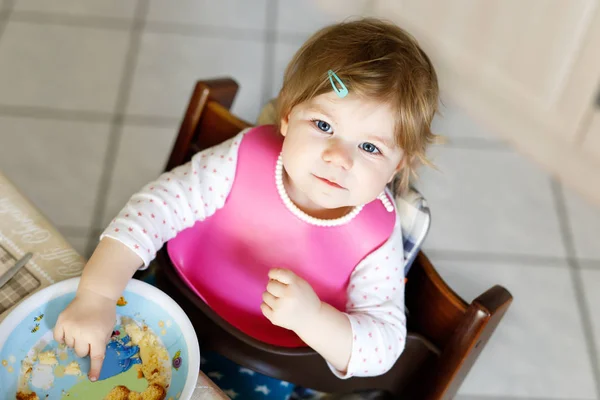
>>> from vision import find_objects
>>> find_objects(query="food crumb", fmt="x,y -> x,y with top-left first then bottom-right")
64,361 -> 81,376
37,352 -> 57,366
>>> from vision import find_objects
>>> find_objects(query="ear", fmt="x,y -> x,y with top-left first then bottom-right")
388,155 -> 406,183
280,113 -> 290,137
396,156 -> 407,173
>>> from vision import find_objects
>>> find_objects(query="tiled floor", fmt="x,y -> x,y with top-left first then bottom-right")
0,1 -> 599,399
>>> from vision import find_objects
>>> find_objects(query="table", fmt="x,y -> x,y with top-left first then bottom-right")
0,171 -> 228,399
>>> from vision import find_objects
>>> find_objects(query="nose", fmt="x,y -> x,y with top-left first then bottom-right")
322,140 -> 353,170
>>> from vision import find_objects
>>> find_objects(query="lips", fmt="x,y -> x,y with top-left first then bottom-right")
314,175 -> 345,189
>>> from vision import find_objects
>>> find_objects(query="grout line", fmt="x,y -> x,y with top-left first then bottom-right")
424,248 -> 600,272
84,0 -> 149,257
7,7 -> 315,45
81,237 -> 93,259
9,10 -> 131,30
551,179 -> 600,399
123,114 -> 180,128
0,105 -> 181,127
580,259 -> 600,270
0,104 -> 114,123
1,0 -> 15,10
260,0 -> 278,108
81,228 -> 103,260
0,13 -> 8,40
9,9 -> 268,41
144,20 -> 265,41
423,248 -> 574,268
0,0 -> 14,40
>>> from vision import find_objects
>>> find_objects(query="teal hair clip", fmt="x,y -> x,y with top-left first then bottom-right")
328,70 -> 348,98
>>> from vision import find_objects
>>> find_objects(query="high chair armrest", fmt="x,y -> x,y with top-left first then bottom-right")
420,285 -> 513,400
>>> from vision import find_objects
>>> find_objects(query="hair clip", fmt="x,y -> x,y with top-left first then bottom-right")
328,70 -> 348,98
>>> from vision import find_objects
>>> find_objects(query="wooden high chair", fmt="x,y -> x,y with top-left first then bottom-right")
154,79 -> 513,399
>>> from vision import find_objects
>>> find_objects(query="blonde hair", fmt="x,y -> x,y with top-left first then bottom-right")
276,18 -> 439,194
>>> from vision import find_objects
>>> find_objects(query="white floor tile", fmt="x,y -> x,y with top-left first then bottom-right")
13,0 -> 137,18
431,257 -> 597,399
276,0 -> 371,34
147,0 -> 268,30
0,116 -> 110,229
418,146 -> 566,257
101,124 -> 178,228
563,187 -> 600,260
126,32 -> 266,123
0,22 -> 129,112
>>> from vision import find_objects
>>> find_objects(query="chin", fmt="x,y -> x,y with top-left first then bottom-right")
310,195 -> 350,210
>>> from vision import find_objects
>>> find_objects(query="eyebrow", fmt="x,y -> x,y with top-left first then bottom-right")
305,105 -> 336,123
367,134 -> 396,149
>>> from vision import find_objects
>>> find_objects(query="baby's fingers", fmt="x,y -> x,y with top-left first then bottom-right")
64,331 -> 75,349
53,321 -> 65,344
88,340 -> 106,382
260,302 -> 273,321
266,279 -> 287,298
74,337 -> 90,358
262,291 -> 278,308
268,268 -> 295,284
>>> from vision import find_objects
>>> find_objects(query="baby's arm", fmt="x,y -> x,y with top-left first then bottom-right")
82,129 -> 246,296
328,220 -> 406,379
293,295 -> 354,372
284,218 -> 406,378
54,129 -> 247,380
100,130 -> 247,267
76,237 -> 144,305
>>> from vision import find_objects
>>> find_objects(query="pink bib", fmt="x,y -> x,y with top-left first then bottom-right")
167,126 -> 395,347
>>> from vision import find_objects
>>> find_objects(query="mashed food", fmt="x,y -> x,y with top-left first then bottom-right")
102,318 -> 170,400
16,318 -> 171,400
104,384 -> 166,400
122,318 -> 171,391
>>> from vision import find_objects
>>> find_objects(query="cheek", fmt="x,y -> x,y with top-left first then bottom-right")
354,163 -> 395,194
281,140 -> 307,177
283,131 -> 320,159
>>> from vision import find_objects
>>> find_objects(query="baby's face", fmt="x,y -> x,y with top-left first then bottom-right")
280,91 -> 404,214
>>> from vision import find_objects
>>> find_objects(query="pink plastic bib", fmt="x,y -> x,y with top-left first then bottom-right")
167,126 -> 395,347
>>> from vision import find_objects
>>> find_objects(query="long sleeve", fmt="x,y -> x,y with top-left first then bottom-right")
100,129 -> 250,267
328,210 -> 407,378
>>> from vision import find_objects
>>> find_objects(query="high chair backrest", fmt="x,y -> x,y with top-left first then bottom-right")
156,79 -> 513,399
165,79 -> 251,171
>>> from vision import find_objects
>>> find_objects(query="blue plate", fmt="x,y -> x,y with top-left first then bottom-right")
0,278 -> 200,399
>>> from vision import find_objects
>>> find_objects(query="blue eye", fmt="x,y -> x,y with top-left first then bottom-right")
313,119 -> 333,133
360,142 -> 380,154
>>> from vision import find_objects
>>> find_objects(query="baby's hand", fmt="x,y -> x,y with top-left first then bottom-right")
261,268 -> 321,332
53,289 -> 116,381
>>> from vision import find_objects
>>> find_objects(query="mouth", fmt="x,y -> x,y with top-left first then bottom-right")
313,174 -> 346,189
